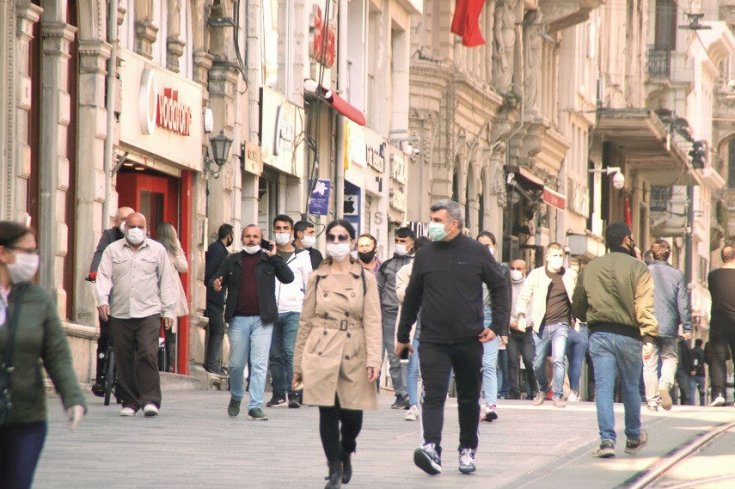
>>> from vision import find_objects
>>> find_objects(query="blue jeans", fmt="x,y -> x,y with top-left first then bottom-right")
228,316 -> 274,410
482,337 -> 500,405
688,375 -> 705,406
589,332 -> 642,442
532,323 -> 569,398
0,421 -> 47,489
407,338 -> 421,407
481,307 -> 499,405
269,311 -> 300,397
566,324 -> 589,391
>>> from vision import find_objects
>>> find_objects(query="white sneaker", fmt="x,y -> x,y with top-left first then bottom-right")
143,403 -> 159,417
567,390 -> 579,402
405,405 -> 420,421
710,395 -> 726,407
119,406 -> 137,417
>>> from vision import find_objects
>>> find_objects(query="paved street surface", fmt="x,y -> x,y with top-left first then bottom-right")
34,388 -> 735,489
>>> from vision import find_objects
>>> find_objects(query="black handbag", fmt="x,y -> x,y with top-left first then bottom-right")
0,286 -> 25,426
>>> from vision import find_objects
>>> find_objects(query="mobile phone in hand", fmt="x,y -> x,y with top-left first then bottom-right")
260,238 -> 273,251
399,347 -> 410,362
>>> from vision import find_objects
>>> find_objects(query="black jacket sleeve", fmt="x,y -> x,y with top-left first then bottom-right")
213,254 -> 233,288
205,241 -> 227,284
89,229 -> 116,273
271,254 -> 295,284
482,254 -> 510,336
396,254 -> 423,343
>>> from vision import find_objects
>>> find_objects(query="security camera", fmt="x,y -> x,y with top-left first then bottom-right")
612,171 -> 625,190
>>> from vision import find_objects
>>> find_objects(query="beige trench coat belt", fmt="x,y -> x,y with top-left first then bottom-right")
315,317 -> 361,330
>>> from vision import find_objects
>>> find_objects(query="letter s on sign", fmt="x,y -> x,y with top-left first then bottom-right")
374,211 -> 383,225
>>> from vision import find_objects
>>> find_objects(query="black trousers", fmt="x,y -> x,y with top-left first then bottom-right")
94,317 -> 110,382
506,330 -> 537,398
204,302 -> 226,372
420,339 -> 483,452
709,326 -> 735,398
109,314 -> 162,409
319,396 -> 363,463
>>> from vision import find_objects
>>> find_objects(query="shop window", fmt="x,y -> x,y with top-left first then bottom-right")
151,0 -> 169,67
179,1 -> 194,79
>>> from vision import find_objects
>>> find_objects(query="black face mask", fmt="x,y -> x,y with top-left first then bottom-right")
358,250 -> 376,263
226,237 -> 234,247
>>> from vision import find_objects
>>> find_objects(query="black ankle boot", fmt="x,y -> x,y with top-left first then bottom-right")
324,461 -> 342,489
341,452 -> 352,484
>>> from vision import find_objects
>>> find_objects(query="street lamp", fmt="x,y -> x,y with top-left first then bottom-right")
205,130 -> 233,178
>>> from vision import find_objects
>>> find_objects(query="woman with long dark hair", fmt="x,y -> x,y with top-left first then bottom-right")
292,219 -> 382,489
0,221 -> 86,489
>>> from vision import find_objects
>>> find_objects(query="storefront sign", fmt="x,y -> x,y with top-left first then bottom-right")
119,49 -> 203,172
367,145 -> 385,173
260,87 -> 305,177
243,142 -> 263,176
390,188 -> 407,213
139,69 -> 193,137
308,179 -> 331,216
391,152 -> 407,184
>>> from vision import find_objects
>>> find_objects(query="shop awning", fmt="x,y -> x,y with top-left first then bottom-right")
543,187 -> 566,210
329,93 -> 366,126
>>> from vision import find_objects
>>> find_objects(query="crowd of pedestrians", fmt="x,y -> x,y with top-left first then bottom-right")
5,198 -> 735,489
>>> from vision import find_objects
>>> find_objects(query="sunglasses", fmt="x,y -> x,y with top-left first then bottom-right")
326,233 -> 350,243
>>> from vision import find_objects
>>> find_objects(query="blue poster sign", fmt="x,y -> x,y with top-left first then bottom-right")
308,179 -> 331,216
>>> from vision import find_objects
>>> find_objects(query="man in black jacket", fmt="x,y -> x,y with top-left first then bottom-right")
88,206 -> 134,395
293,220 -> 323,270
378,227 -> 415,409
203,224 -> 234,374
212,225 -> 294,420
396,200 -> 509,476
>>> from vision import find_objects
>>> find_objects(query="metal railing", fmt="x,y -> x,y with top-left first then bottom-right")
647,47 -> 671,78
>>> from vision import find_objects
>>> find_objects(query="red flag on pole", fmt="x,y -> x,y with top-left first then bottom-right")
451,0 -> 487,47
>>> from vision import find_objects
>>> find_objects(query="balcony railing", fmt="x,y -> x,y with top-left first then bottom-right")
647,47 -> 671,79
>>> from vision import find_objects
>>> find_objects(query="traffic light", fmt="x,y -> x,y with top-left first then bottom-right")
689,140 -> 706,169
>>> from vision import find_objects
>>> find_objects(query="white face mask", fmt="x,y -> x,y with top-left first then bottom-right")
126,228 -> 146,246
394,244 -> 409,256
301,235 -> 316,249
510,270 -> 525,283
243,245 -> 261,255
487,246 -> 495,256
547,256 -> 564,271
118,222 -> 126,234
327,243 -> 351,261
7,252 -> 40,284
274,233 -> 292,246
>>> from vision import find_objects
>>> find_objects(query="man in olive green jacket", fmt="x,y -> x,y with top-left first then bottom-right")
572,222 -> 658,459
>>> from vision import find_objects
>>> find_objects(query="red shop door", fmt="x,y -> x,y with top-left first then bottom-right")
117,171 -> 192,375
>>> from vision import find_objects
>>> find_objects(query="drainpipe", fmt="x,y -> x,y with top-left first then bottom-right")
334,0 -> 347,219
102,0 -> 118,230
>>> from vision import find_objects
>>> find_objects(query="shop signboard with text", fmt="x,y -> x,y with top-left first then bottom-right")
260,87 -> 305,178
118,49 -> 204,171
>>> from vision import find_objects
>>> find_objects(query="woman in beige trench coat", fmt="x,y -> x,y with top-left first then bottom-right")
293,219 -> 382,489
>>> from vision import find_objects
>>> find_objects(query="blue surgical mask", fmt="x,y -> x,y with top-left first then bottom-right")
427,221 -> 448,242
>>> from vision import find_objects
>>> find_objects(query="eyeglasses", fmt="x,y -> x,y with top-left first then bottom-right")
11,246 -> 38,255
326,233 -> 350,243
